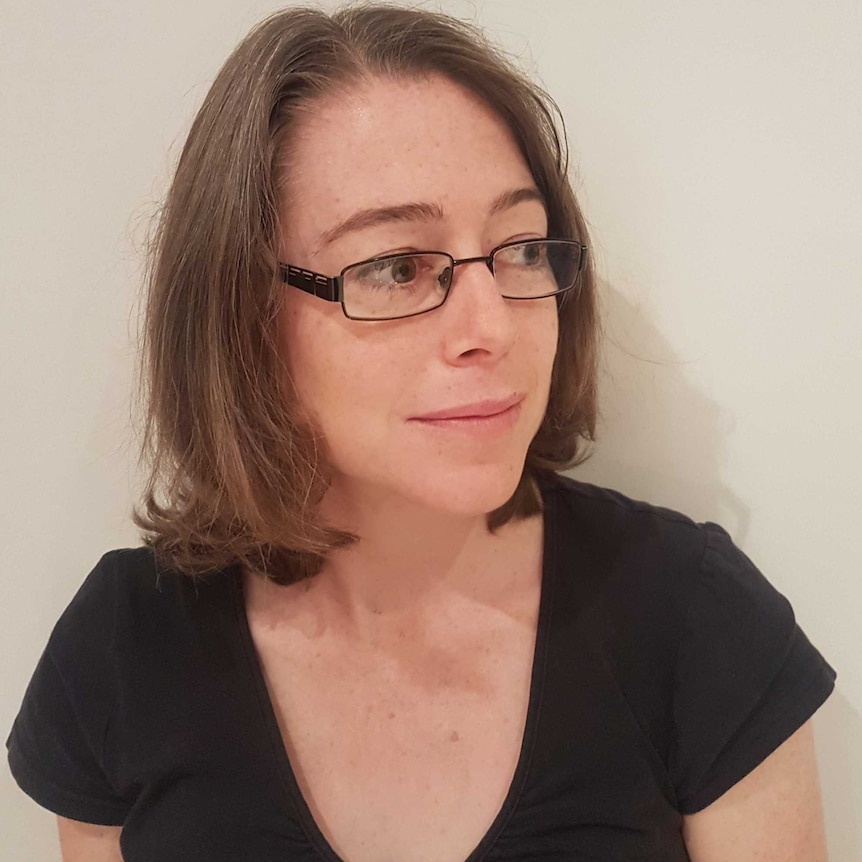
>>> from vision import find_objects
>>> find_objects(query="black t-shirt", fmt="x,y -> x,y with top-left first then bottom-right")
7,473 -> 836,861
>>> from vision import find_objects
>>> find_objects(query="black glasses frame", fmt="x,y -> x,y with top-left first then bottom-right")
278,238 -> 588,321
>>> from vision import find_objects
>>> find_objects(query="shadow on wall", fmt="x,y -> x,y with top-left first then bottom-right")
571,278 -> 750,539
571,278 -> 860,854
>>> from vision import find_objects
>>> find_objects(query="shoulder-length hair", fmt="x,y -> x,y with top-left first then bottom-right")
135,4 -> 599,584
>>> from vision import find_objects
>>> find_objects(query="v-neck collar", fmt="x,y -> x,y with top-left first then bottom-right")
231,480 -> 559,862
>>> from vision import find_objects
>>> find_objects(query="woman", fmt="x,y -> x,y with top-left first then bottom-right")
7,5 -> 835,861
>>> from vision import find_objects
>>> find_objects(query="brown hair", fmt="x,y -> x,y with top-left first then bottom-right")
135,3 -> 599,584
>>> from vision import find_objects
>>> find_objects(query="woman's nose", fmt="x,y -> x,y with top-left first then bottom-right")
437,258 -> 517,364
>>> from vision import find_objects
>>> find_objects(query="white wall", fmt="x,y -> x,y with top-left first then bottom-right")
2,0 -> 859,858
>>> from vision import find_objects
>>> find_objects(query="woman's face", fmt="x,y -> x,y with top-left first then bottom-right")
279,75 -> 559,517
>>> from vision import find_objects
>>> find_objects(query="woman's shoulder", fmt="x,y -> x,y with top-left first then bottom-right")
537,470 -> 797,645
61,546 -> 215,609
50,547 -> 238,655
538,471 -> 835,815
541,469 -> 699,527
539,470 -> 711,567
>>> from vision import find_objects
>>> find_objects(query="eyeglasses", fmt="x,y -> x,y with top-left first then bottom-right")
279,238 -> 588,321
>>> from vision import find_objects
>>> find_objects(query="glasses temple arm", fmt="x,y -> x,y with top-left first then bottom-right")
280,264 -> 340,302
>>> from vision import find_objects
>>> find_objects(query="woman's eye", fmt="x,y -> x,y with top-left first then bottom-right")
390,257 -> 418,284
518,243 -> 545,266
353,255 -> 423,288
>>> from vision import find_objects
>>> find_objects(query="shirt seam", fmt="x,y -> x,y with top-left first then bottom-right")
676,650 -> 835,814
8,741 -> 131,823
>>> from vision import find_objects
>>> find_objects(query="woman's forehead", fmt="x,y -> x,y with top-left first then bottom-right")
280,75 -> 539,251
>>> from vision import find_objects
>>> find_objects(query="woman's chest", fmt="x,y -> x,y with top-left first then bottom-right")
251,609 -> 539,862
110,557 -> 690,862
111,617 -> 689,862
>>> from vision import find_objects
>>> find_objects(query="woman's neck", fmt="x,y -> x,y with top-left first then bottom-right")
245,481 -> 543,644
320,482 -> 536,616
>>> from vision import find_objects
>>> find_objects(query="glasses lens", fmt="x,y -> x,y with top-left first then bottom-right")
493,241 -> 583,298
342,253 -> 452,319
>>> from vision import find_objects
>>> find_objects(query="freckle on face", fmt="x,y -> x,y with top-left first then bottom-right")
278,75 -> 558,517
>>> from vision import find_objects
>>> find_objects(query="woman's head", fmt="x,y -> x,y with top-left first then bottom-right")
280,73 -> 564,526
136,4 -> 598,584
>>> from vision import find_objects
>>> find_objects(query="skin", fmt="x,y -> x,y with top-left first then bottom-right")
279,74 -> 558,584
57,74 -> 829,861
257,75 -> 557,861
682,722 -> 828,860
57,818 -> 122,861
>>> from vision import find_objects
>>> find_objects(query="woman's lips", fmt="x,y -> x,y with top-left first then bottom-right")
412,394 -> 524,421
409,395 -> 524,435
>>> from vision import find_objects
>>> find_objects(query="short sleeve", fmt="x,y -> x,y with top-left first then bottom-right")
670,523 -> 836,814
6,552 -> 132,825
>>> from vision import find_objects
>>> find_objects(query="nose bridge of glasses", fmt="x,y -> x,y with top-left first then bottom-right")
445,254 -> 496,292
434,253 -> 494,293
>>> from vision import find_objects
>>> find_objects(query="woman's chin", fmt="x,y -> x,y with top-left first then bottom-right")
393,465 -> 526,519
324,454 -> 529,521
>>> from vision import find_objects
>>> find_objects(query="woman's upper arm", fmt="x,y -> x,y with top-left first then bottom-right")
682,720 -> 828,861
57,816 -> 123,862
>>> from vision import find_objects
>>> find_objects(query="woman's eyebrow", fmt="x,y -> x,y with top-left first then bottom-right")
314,202 -> 444,253
488,186 -> 546,216
313,187 -> 545,254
